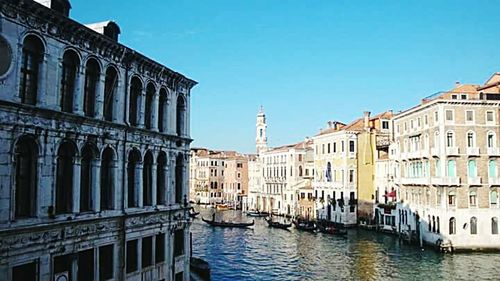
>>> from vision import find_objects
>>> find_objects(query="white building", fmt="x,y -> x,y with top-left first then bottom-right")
393,79 -> 500,250
0,1 -> 196,280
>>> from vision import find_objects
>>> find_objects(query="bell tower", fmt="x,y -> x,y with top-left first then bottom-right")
256,106 -> 267,154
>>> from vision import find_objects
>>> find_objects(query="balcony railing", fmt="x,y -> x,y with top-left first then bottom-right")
400,177 -> 430,185
431,177 -> 460,186
407,151 -> 421,159
466,147 -> 480,156
468,177 -> 481,186
445,147 -> 459,156
487,147 -> 500,156
489,177 -> 500,186
431,147 -> 440,157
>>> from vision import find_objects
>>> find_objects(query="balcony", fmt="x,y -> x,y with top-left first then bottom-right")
466,147 -> 480,156
445,147 -> 459,156
431,177 -> 460,186
400,177 -> 430,185
312,181 -> 342,189
431,147 -> 440,157
487,147 -> 500,156
489,177 -> 500,186
400,152 -> 407,159
467,177 -> 481,186
407,151 -> 421,159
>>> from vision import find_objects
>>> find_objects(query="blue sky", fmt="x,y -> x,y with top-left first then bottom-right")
72,0 -> 500,153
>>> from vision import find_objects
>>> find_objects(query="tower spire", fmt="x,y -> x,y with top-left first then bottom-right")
256,106 -> 267,154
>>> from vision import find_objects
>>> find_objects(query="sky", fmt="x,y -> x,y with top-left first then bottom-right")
71,0 -> 500,154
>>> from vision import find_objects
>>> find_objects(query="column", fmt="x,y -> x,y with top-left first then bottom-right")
169,152 -> 176,205
151,162 -> 158,206
136,163 -> 144,207
95,72 -> 105,119
169,93 -> 176,135
36,53 -> 48,107
93,160 -> 101,212
72,157 -> 81,213
162,165 -> 169,205
138,88 -> 146,128
152,89 -> 160,132
74,65 -> 85,115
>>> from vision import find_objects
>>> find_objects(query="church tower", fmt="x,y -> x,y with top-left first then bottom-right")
256,106 -> 268,154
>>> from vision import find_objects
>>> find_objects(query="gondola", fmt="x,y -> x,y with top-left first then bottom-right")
265,218 -> 292,229
202,217 -> 254,228
247,211 -> 269,217
317,224 -> 347,236
293,220 -> 317,232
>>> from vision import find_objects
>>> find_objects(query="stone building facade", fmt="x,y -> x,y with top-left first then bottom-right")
393,76 -> 500,250
0,0 -> 196,280
312,121 -> 358,226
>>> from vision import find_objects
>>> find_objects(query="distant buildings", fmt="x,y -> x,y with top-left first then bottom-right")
0,0 -> 196,280
189,149 -> 250,208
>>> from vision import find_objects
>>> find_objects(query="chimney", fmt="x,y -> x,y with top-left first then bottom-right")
34,0 -> 72,17
364,111 -> 371,130
327,121 -> 333,129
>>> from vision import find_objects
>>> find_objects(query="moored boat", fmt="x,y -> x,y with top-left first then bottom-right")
189,211 -> 200,218
202,217 -> 254,228
266,218 -> 292,229
247,211 -> 270,217
215,204 -> 230,211
317,224 -> 347,235
293,220 -> 317,232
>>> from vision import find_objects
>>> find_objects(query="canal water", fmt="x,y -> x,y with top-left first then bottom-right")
191,208 -> 500,281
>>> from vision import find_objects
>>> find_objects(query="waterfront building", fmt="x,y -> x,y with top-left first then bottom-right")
312,121 -> 358,226
356,111 -> 393,224
189,149 -> 249,208
0,1 -> 196,280
245,155 -> 263,212
296,145 -> 315,219
393,76 -> 500,250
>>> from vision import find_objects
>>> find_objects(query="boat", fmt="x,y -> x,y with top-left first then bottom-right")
293,220 -> 317,232
317,224 -> 347,235
215,204 -> 229,211
202,217 -> 254,228
247,211 -> 269,217
265,218 -> 292,229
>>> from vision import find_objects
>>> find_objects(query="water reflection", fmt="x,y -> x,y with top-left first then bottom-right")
191,209 -> 500,281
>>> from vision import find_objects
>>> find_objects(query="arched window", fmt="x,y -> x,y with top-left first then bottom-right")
469,191 -> 477,207
467,131 -> 475,148
20,35 -> 44,105
83,59 -> 99,117
100,147 -> 115,210
157,152 -> 167,205
447,160 -> 456,177
127,149 -> 142,208
491,190 -> 498,207
489,160 -> 497,178
175,153 -> 184,204
487,131 -> 496,148
145,83 -> 155,129
492,217 -> 499,235
56,141 -> 77,214
434,132 -> 439,148
448,191 -> 456,206
143,151 -> 153,206
435,159 -> 441,177
103,67 -> 118,121
129,77 -> 142,126
14,136 -> 38,218
446,131 -> 454,147
428,215 -> 431,231
176,95 -> 186,136
449,217 -> 456,234
299,166 -> 303,177
158,89 -> 167,132
80,143 -> 98,212
470,217 -> 478,235
60,50 -> 80,113
468,160 -> 477,178
432,216 -> 436,233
